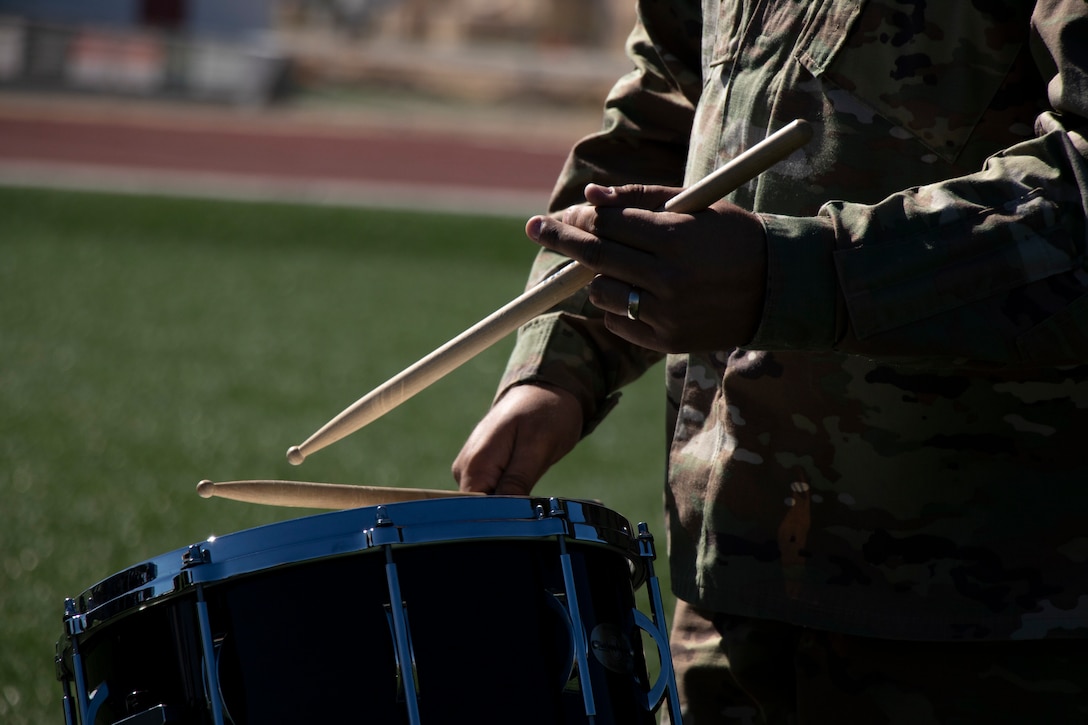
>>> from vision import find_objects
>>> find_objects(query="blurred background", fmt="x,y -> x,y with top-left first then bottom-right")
1,2 -> 675,723
0,0 -> 641,217
0,0 -> 634,106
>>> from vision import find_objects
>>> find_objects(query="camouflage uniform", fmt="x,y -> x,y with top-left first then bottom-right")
663,598 -> 1088,723
497,0 -> 1088,719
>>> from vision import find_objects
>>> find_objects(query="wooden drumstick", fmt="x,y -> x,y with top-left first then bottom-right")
287,119 -> 813,465
197,479 -> 483,509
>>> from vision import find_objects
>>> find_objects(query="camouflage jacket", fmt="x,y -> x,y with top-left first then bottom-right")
500,0 -> 1088,640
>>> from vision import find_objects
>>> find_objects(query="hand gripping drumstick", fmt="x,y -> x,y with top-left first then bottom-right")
197,479 -> 484,509
287,119 -> 813,465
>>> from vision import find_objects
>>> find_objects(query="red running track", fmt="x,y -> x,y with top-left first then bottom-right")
0,115 -> 569,191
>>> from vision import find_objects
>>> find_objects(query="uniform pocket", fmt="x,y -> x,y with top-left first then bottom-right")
796,0 -> 1026,164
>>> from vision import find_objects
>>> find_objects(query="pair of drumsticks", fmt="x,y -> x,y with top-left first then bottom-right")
200,120 -> 813,509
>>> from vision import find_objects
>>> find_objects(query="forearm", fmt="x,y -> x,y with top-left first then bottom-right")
753,118 -> 1088,366
497,0 -> 697,414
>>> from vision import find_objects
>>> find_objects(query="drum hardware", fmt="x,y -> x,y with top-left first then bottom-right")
383,547 -> 421,721
63,598 -> 87,637
537,499 -> 598,701
633,523 -> 680,718
58,661 -> 77,725
59,598 -> 109,725
536,491 -> 610,698
554,512 -> 600,720
370,506 -> 406,547
383,602 -> 421,702
375,504 -> 394,528
543,590 -> 579,691
178,544 -> 211,591
210,637 -> 233,725
57,634 -> 186,725
193,586 -> 226,725
589,623 -> 636,675
372,505 -> 423,720
56,612 -> 79,725
181,544 -> 210,569
180,546 -> 227,725
538,496 -> 680,723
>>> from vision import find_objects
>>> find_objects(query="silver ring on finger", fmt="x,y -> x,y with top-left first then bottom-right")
626,286 -> 642,321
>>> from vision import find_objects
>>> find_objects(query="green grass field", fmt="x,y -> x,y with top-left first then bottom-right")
1,187 -> 670,722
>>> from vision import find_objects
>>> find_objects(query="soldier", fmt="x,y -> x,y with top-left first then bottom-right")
455,1 -> 1088,721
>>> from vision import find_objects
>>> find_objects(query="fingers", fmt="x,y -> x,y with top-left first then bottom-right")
583,182 -> 679,210
526,183 -> 681,271
452,385 -> 583,496
526,214 -> 660,291
562,205 -> 668,252
573,183 -> 684,248
585,276 -> 669,351
452,430 -> 519,496
588,274 -> 653,323
454,440 -> 546,497
452,418 -> 540,496
525,215 -> 604,266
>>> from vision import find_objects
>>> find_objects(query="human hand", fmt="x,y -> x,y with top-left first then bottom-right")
526,183 -> 768,353
453,383 -> 583,496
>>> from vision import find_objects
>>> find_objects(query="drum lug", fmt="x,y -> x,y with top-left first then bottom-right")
176,544 -> 213,588
369,507 -> 406,547
636,522 -> 657,561
63,597 -> 86,636
181,544 -> 210,569
534,497 -> 570,522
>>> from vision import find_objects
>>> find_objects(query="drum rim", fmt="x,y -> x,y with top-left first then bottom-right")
63,496 -> 648,636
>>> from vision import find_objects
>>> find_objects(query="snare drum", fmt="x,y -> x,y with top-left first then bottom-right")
56,496 -> 681,724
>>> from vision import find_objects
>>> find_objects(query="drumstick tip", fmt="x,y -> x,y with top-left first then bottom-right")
197,479 -> 215,498
286,446 -> 305,465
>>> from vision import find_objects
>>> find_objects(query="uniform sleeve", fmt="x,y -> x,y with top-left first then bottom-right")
751,1 -> 1088,367
496,0 -> 703,425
